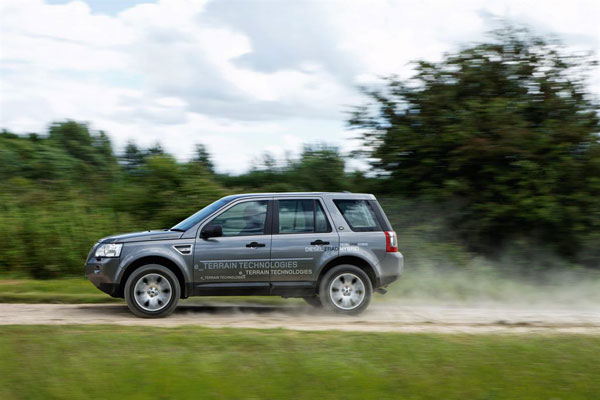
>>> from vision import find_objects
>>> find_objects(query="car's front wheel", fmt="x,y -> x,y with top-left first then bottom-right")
319,265 -> 372,315
124,264 -> 180,318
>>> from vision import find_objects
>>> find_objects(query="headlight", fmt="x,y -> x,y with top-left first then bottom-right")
95,243 -> 123,258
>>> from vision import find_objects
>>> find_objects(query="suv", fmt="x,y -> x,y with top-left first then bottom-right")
85,193 -> 403,317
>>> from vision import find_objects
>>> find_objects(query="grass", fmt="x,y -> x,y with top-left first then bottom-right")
0,277 -> 292,305
0,277 -> 122,304
0,325 -> 598,400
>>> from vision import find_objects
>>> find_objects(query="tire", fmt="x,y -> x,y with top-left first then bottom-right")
319,265 -> 372,315
302,295 -> 323,308
124,264 -> 180,318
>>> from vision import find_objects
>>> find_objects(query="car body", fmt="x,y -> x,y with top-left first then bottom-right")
85,192 -> 404,317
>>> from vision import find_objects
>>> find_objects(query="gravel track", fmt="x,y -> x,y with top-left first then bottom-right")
1,303 -> 599,334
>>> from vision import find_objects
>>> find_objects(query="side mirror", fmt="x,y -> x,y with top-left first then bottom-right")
201,224 -> 222,239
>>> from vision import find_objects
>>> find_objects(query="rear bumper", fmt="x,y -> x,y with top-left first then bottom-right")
84,257 -> 121,297
377,251 -> 404,288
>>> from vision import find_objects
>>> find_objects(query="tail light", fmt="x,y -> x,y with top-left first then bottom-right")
384,231 -> 398,253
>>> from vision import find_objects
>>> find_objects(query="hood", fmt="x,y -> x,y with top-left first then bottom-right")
99,230 -> 184,244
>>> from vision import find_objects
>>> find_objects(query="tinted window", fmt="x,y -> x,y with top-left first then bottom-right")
334,200 -> 381,232
315,202 -> 330,233
278,199 -> 330,234
171,197 -> 233,231
208,201 -> 268,236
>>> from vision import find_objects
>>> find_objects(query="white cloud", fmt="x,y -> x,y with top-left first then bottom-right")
1,0 -> 598,173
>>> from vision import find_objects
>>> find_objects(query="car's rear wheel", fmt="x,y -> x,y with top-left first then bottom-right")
124,264 -> 180,318
319,265 -> 372,315
302,295 -> 323,308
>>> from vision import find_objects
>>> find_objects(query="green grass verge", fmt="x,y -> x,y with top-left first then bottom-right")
0,326 -> 598,400
0,278 -> 122,304
0,278 -> 292,305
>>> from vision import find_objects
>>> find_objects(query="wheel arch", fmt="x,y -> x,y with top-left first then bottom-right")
117,256 -> 188,299
317,255 -> 378,292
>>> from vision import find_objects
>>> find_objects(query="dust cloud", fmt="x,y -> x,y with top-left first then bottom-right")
383,262 -> 600,310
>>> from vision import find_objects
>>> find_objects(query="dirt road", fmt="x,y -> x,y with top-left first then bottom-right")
1,302 -> 599,333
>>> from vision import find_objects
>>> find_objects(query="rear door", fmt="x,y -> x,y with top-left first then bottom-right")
269,197 -> 339,290
193,198 -> 272,294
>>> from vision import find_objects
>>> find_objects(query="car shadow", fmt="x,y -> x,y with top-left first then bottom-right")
77,303 -> 315,317
176,303 -> 305,315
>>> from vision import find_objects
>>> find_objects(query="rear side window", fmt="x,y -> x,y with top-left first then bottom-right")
334,200 -> 381,232
277,199 -> 331,234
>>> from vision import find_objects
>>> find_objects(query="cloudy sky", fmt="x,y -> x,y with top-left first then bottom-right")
1,0 -> 598,173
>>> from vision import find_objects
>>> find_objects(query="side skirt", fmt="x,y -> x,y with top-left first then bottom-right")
192,281 -> 316,297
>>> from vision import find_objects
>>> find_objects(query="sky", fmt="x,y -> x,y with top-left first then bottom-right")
1,0 -> 599,173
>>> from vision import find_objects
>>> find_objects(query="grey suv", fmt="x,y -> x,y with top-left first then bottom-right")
85,193 -> 403,317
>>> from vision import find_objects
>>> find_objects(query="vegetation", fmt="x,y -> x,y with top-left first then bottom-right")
0,27 -> 598,279
0,278 -> 123,303
0,124 -> 359,277
350,27 -> 599,263
0,278 -> 297,304
0,325 -> 598,399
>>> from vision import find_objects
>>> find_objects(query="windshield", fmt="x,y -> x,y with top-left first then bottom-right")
170,197 -> 234,231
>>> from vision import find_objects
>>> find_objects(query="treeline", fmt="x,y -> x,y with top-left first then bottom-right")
350,27 -> 600,266
1,27 -> 599,278
0,122 -> 368,277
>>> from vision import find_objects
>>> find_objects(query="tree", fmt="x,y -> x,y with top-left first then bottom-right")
349,27 -> 600,259
1,128 -> 81,182
192,144 -> 214,173
146,143 -> 165,155
121,141 -> 146,173
47,121 -> 118,183
48,121 -> 116,169
291,145 -> 348,191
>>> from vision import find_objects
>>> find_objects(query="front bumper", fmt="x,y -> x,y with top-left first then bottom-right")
84,257 -> 121,297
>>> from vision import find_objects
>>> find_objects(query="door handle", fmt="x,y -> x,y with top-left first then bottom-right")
246,242 -> 266,248
310,240 -> 330,245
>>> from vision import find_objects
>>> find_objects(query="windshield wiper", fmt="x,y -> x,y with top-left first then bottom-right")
168,228 -> 186,232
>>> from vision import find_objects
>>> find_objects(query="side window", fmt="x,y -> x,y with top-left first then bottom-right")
208,201 -> 268,237
333,200 -> 381,232
278,199 -> 331,234
279,200 -> 314,233
315,202 -> 330,233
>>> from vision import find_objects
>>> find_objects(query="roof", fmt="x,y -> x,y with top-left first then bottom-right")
222,192 -> 376,201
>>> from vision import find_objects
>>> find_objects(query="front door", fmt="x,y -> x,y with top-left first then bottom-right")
193,199 -> 272,294
270,198 -> 339,290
